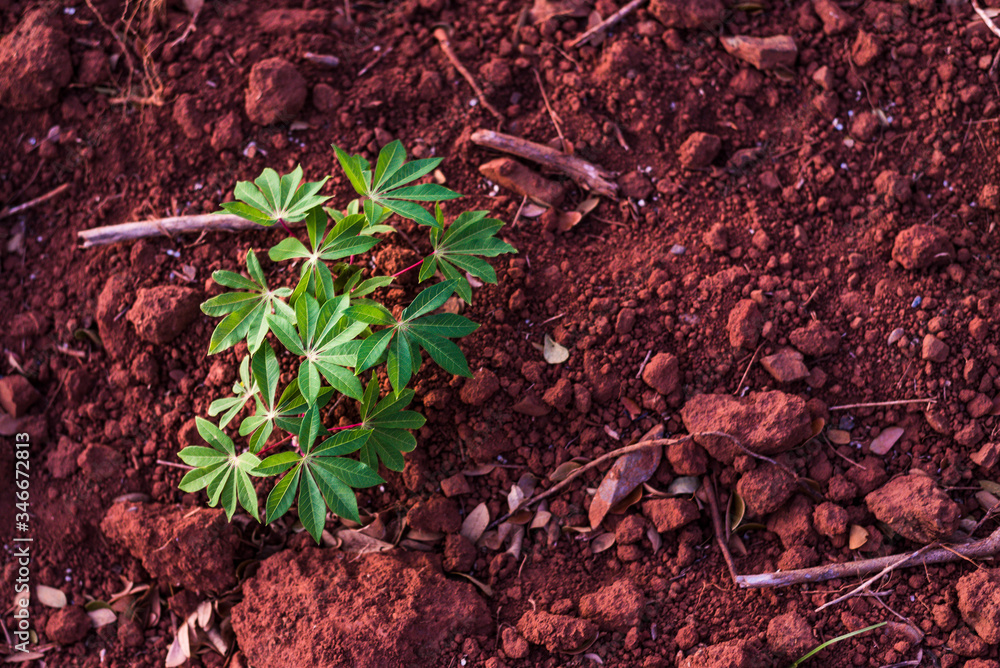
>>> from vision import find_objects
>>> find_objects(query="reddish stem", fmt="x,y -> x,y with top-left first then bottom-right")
392,259 -> 423,278
329,422 -> 363,431
277,218 -> 293,236
256,432 -> 293,459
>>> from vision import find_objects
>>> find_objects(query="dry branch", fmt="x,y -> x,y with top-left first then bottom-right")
77,213 -> 303,248
1,184 -> 71,220
568,0 -> 646,48
706,475 -> 740,585
471,129 -> 619,198
433,28 -> 503,122
736,526 -> 1000,589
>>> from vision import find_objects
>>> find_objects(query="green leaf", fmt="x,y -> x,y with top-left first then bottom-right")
401,279 -> 457,321
408,329 -> 472,377
265,464 -> 302,523
386,332 -> 413,396
372,139 -> 407,190
333,144 -> 369,195
255,451 -> 301,476
356,327 -> 395,372
212,270 -> 260,291
251,341 -> 281,407
313,429 -> 372,456
429,211 -> 516,304
410,313 -> 479,338
235,469 -> 259,521
178,462 -> 226,492
384,183 -> 461,202
177,418 -> 260,519
268,236 -> 310,262
380,199 -> 440,229
297,468 -> 328,542
356,381 -> 425,472
345,301 -> 397,326
309,463 -> 362,523
222,167 -> 330,226
379,157 -> 443,191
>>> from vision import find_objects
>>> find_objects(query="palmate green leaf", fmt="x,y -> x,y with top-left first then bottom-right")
177,417 -> 262,521
372,139 -> 407,190
221,165 -> 331,226
355,379 -> 426,472
209,356 -> 257,428
202,250 -> 294,354
333,144 -> 370,196
420,209 -> 516,303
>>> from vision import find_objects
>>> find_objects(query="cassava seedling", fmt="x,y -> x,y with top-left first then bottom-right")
176,141 -> 516,542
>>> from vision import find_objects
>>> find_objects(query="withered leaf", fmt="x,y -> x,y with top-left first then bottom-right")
870,426 -> 904,455
336,529 -> 394,554
848,524 -> 869,550
588,442 -> 662,529
36,585 -> 67,609
461,502 -> 490,543
590,532 -> 616,554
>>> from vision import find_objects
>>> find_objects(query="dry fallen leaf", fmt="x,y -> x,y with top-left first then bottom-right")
36,585 -> 67,609
521,203 -> 548,218
727,491 -> 746,534
646,526 -> 662,553
87,608 -> 117,628
827,429 -> 851,445
461,502 -> 490,544
870,426 -> 904,455
531,509 -> 553,530
165,630 -> 188,667
543,334 -> 570,364
449,571 -> 493,597
335,529 -> 394,554
550,460 -> 585,482
588,435 -> 662,529
590,532 -> 616,554
667,476 -> 701,496
849,524 -> 869,550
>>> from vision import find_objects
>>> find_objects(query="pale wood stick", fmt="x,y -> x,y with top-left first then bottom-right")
737,526 -> 1000,588
568,0 -> 646,48
972,0 -> 1000,39
828,398 -> 936,411
471,129 -> 619,197
0,183 -> 71,220
814,544 -> 935,612
433,28 -> 503,122
77,214 -> 305,248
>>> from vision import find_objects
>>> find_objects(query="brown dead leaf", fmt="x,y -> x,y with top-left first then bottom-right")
590,532 -> 616,554
646,526 -> 662,553
556,210 -> 583,232
550,460 -> 585,482
848,524 -> 869,550
463,464 -> 496,477
609,486 -> 643,514
36,585 -> 67,608
530,0 -> 591,23
87,608 -> 117,628
588,439 -> 662,529
449,571 -> 493,597
827,429 -> 851,445
870,426 -> 904,455
531,509 -> 553,530
335,529 -> 394,554
461,502 -> 490,543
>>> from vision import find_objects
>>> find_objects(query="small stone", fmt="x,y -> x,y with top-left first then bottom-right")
970,442 -> 1000,470
542,378 -> 574,410
127,286 -> 202,344
811,65 -> 834,90
77,443 -> 124,482
619,171 -> 653,200
729,68 -> 763,96
406,496 -> 461,534
812,501 -> 848,538
968,394 -> 993,419
851,30 -> 881,67
850,111 -> 880,141
865,473 -> 961,543
980,183 -> 999,210
517,610 -> 597,654
245,57 -> 307,125
440,473 -> 471,497
921,334 -> 949,363
677,132 -> 721,170
666,440 -> 708,476
641,498 -> 699,532
210,111 -> 243,152
641,352 -> 680,395
615,515 -> 648,544
721,34 -> 798,70
45,606 -> 91,645
761,349 -> 810,383
892,225 -> 954,270
257,9 -> 330,33
766,611 -> 814,658
442,533 -> 476,572
957,568 -> 1000,643
727,299 -> 763,349
459,369 -> 500,406
501,627 -> 529,659
512,394 -> 551,417
678,639 -> 764,668
172,93 -> 203,140
812,0 -> 854,35
578,579 -> 645,632
948,626 -> 988,657
790,321 -> 840,356
0,10 -> 72,110
703,223 -> 728,252
648,0 -> 723,29
875,170 -> 912,205
737,464 -> 797,515
0,375 -> 42,417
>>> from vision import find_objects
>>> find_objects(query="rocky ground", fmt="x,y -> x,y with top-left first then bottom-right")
2,0 -> 1000,667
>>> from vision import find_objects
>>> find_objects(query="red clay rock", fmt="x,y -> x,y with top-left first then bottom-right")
44,605 -> 91,645
812,501 -> 848,538
680,391 -> 813,464
667,439 -> 708,475
865,473 -> 961,543
761,349 -> 810,383
615,515 -> 648,544
257,8 -> 329,33
970,442 -> 1000,470
648,0 -> 723,29
579,579 -> 645,632
737,464 -> 797,515
46,436 -> 82,479
892,225 -> 954,270
443,533 -> 476,572
245,57 -> 307,125
981,183 -> 999,210
440,472 -> 471,497
501,627 -> 529,659
406,496 -> 461,534
921,334 -> 950,363
517,610 -> 597,654
211,110 -> 243,152
678,132 -> 721,170
790,321 -> 840,356
172,93 -> 204,140
77,443 -> 124,482
678,639 -> 764,668
812,0 -> 854,35
727,299 -> 763,349
101,502 -> 236,594
127,286 -> 202,345
0,375 -> 42,417
233,548 -> 491,667
851,30 -> 881,67
642,352 -> 680,395
766,611 -> 814,657
721,35 -> 798,70
543,377 -> 574,410
460,368 -> 500,406
957,568 -> 1000,644
766,495 -> 816,548
0,10 -> 72,110
641,498 -> 699,533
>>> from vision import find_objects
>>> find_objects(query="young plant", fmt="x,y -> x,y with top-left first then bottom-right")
177,141 -> 516,541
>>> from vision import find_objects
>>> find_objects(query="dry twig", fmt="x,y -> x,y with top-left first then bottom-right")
78,213 -> 305,248
471,129 -> 618,197
533,68 -> 568,153
814,544 -> 935,612
433,28 -> 503,122
568,0 -> 646,48
0,183 -> 71,220
706,475 -> 740,585
828,398 -> 936,411
736,527 -> 1000,588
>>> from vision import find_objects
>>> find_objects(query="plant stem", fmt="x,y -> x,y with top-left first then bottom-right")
392,259 -> 423,278
256,432 -> 294,459
329,422 -> 363,431
277,218 -> 293,236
